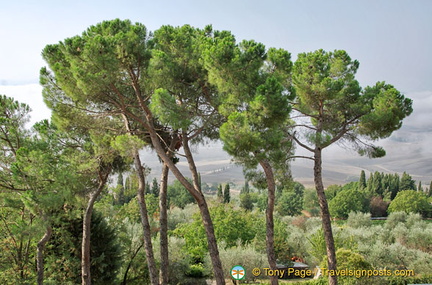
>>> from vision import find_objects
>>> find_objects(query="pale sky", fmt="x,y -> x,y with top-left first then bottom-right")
1,0 -> 431,185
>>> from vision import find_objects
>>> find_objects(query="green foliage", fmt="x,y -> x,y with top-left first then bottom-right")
329,188 -> 369,219
223,183 -> 230,203
303,188 -> 320,216
293,49 -> 412,157
320,249 -> 373,285
206,242 -> 267,283
149,88 -> 192,130
323,248 -> 373,271
385,211 -> 407,229
216,184 -> 223,202
167,204 -> 197,231
358,82 -> 413,140
346,212 -> 372,228
365,171 -> 401,200
239,193 -> 254,211
325,184 -> 342,201
400,171 -> 416,191
359,170 -> 367,190
186,263 -> 207,278
167,180 -> 195,209
0,199 -> 37,283
307,228 -> 356,263
112,218 -> 148,284
155,236 -> 201,285
150,177 -> 159,197
146,24 -> 227,149
45,211 -> 121,284
173,205 -> 259,260
388,190 -> 431,217
110,135 -> 146,160
276,189 -> 303,216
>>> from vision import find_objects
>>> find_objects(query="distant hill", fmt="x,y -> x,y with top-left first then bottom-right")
141,123 -> 432,188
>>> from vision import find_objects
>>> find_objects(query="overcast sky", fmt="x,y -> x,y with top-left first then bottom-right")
1,0 -> 431,185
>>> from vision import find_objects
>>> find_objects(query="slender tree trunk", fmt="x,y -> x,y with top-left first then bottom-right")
159,136 -> 178,284
120,114 -> 159,284
197,194 -> 225,284
159,162 -> 169,285
37,222 -> 52,285
260,160 -> 278,285
314,148 -> 337,285
133,151 -> 160,285
181,131 -> 225,284
146,129 -> 225,285
82,170 -> 111,285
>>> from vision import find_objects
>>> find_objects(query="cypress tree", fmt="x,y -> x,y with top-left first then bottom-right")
217,184 -> 223,202
117,172 -> 125,205
390,173 -> 400,200
151,177 -> 159,197
223,184 -> 230,203
359,170 -> 367,190
241,179 -> 250,194
400,172 -> 416,190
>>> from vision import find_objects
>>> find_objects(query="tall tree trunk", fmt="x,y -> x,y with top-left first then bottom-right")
197,194 -> 225,284
181,131 -> 225,284
314,148 -> 337,285
260,160 -> 278,285
133,151 -> 160,285
147,129 -> 225,285
37,222 -> 52,285
159,162 -> 169,285
159,136 -> 178,285
82,170 -> 111,285
121,114 -> 159,285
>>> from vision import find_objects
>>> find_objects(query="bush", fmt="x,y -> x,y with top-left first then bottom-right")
388,190 -> 431,217
206,242 -> 267,283
173,205 -> 259,260
385,211 -> 407,229
45,211 -> 121,284
304,217 -> 322,233
329,189 -> 369,219
346,211 -> 372,228
167,204 -> 197,230
406,212 -> 422,228
370,196 -> 389,217
318,249 -> 373,285
406,224 -> 432,253
186,263 -> 207,278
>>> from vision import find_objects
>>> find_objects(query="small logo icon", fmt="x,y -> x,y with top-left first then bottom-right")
230,265 -> 246,280
252,267 -> 261,276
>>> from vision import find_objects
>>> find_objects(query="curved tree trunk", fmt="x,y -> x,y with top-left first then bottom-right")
260,160 -> 278,285
159,162 -> 169,284
134,151 -> 160,285
146,129 -> 225,285
314,148 -> 337,285
197,194 -> 225,284
82,169 -> 111,285
37,222 -> 52,285
121,113 -> 159,285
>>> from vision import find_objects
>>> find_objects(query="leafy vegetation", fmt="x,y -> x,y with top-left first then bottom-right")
0,18 -> 422,285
